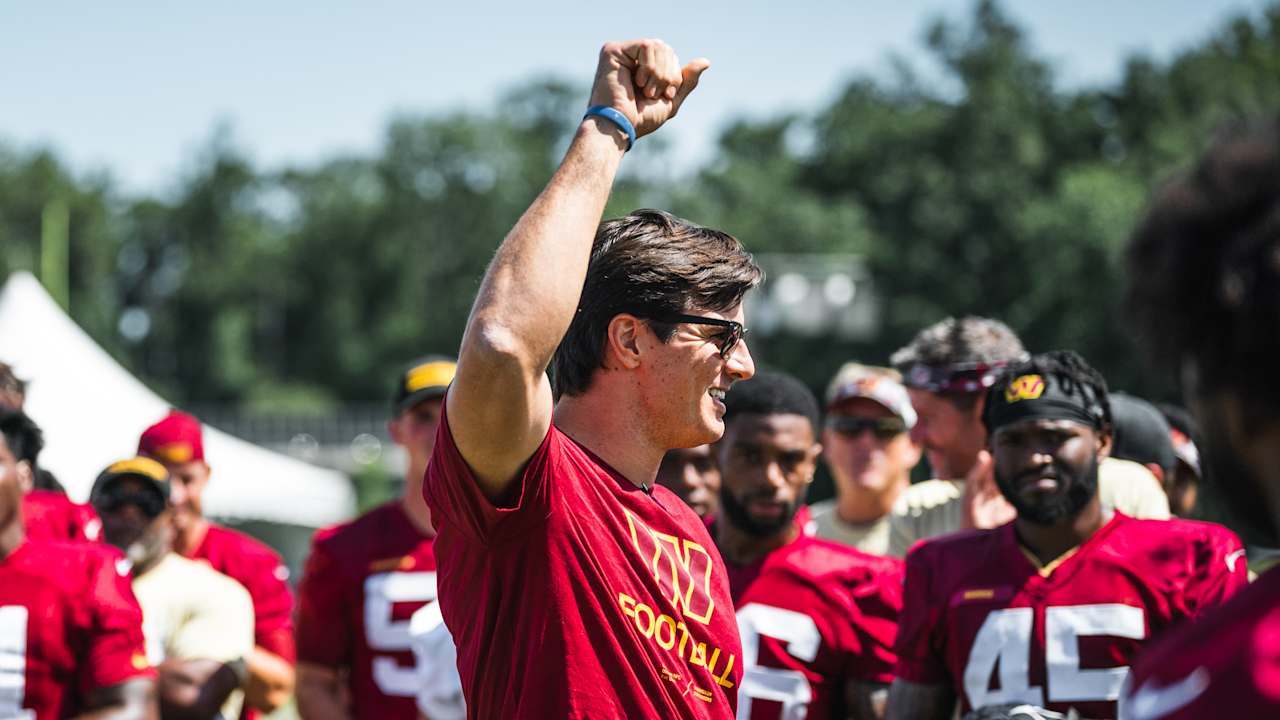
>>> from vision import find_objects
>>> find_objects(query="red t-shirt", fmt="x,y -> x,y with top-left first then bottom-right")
0,539 -> 153,720
895,513 -> 1246,719
1120,562 -> 1280,719
297,501 -> 443,719
21,490 -> 101,543
186,524 -> 295,720
424,404 -> 743,719
728,534 -> 902,720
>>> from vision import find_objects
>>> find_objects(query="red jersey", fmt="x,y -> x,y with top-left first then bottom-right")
21,490 -> 100,543
297,501 -> 445,719
0,539 -> 152,720
425,404 -> 743,719
727,534 -> 902,720
186,524 -> 295,720
895,513 -> 1246,719
1120,562 -> 1280,719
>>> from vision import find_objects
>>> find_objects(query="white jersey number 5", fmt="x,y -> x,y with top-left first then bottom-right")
364,571 -> 437,697
963,603 -> 1146,709
736,603 -> 821,720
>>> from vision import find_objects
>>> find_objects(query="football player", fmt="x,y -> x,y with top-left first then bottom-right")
0,409 -> 157,719
1,410 -> 101,542
295,358 -> 462,720
887,351 -> 1248,720
715,371 -> 903,720
137,411 -> 295,718
1120,118 -> 1280,717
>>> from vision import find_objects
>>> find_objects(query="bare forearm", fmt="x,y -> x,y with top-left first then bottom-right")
156,659 -> 240,720
243,645 -> 294,713
295,664 -> 351,720
463,122 -> 625,375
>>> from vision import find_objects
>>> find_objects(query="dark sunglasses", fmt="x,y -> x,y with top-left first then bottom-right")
646,313 -> 747,359
826,416 -> 907,440
96,485 -> 167,518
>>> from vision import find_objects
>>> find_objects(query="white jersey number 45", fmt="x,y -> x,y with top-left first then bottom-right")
963,604 -> 1146,709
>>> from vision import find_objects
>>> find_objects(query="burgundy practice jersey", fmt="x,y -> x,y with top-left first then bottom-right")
896,513 -> 1247,719
296,501 -> 444,719
21,490 -> 100,543
1120,562 -> 1280,719
730,534 -> 903,720
0,539 -> 152,720
187,524 -> 295,720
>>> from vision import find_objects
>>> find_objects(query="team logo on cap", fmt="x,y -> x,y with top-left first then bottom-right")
1005,374 -> 1046,403
152,442 -> 194,464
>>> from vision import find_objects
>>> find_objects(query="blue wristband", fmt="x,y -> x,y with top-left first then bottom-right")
583,105 -> 636,151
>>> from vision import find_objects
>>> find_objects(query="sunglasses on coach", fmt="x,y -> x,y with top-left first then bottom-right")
826,416 -> 907,440
644,313 -> 747,359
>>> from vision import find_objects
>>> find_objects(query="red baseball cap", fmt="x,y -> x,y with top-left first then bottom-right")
138,410 -> 205,464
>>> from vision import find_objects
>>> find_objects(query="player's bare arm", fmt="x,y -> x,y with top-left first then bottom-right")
448,39 -> 709,498
846,679 -> 891,720
295,662 -> 351,720
154,658 -> 241,720
73,677 -> 158,720
885,678 -> 955,720
243,645 -> 295,713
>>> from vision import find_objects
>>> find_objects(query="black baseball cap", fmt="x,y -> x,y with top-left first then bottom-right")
393,356 -> 457,414
1109,392 -> 1177,475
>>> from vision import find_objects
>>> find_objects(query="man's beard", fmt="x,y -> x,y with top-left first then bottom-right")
719,486 -> 803,538
994,455 -> 1099,526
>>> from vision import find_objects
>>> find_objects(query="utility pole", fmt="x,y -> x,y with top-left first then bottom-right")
41,198 -> 70,309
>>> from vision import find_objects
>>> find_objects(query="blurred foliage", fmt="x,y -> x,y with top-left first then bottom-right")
3,1 -> 1280,409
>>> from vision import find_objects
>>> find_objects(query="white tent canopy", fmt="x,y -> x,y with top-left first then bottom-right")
0,271 -> 356,527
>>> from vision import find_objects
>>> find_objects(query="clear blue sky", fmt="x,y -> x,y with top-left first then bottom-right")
2,0 -> 1269,195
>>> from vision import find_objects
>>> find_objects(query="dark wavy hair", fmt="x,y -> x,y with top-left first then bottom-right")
723,370 -> 821,432
550,209 -> 762,398
1128,117 -> 1280,420
982,350 -> 1111,435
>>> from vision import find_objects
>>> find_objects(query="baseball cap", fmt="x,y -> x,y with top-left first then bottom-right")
824,363 -> 917,429
90,456 -> 170,517
394,357 -> 457,414
138,410 -> 204,465
1109,393 -> 1177,475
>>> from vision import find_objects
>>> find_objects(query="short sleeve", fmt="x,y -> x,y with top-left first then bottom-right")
842,564 -> 903,684
1185,527 -> 1249,617
294,536 -> 353,667
893,547 -> 948,685
423,399 -> 559,544
79,551 -> 154,694
235,546 -> 296,663
72,502 -> 102,542
170,571 -> 255,662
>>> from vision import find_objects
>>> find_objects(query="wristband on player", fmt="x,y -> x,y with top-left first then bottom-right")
583,105 -> 636,151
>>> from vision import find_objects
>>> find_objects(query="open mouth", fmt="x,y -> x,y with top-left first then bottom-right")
708,387 -> 727,412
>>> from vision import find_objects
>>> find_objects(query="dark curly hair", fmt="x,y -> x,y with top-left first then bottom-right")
550,209 -> 762,398
982,350 -> 1111,434
723,370 -> 821,433
1127,117 -> 1280,419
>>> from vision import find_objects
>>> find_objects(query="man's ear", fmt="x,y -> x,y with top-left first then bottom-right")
604,314 -> 646,370
1097,426 -> 1114,459
16,460 -> 32,493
